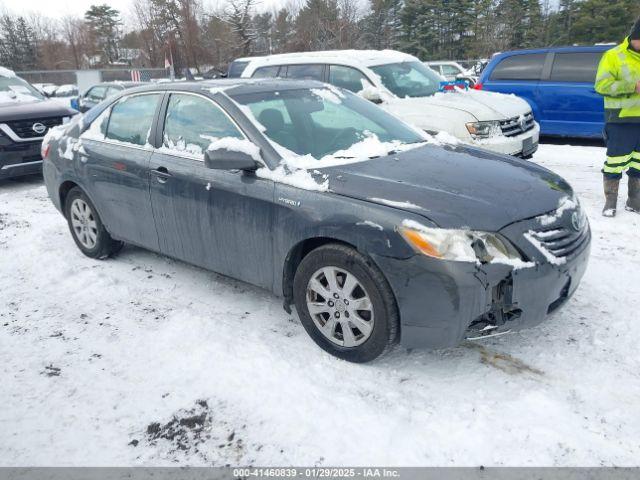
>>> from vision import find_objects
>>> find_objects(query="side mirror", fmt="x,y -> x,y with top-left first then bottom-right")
359,88 -> 383,104
205,148 -> 259,171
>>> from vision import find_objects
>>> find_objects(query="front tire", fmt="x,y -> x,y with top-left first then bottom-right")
293,243 -> 398,362
64,187 -> 123,259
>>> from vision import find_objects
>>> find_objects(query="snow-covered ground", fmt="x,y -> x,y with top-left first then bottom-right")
1,142 -> 639,466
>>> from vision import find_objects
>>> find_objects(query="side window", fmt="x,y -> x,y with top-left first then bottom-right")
549,52 -> 603,83
328,65 -> 373,93
490,54 -> 546,81
285,64 -> 324,81
106,93 -> 160,146
441,64 -> 460,76
87,86 -> 106,101
252,66 -> 280,78
163,93 -> 244,157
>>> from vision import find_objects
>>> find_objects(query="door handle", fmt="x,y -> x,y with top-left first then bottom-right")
151,166 -> 171,183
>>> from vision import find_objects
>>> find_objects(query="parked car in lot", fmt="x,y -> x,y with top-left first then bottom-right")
477,45 -> 611,138
242,50 -> 539,157
425,61 -> 477,86
75,81 -> 144,112
0,67 -> 77,180
42,79 -> 590,362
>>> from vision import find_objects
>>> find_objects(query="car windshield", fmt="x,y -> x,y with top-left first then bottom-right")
370,61 -> 443,98
230,87 -> 425,160
0,76 -> 44,103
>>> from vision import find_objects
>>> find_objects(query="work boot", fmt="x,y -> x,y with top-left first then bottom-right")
626,175 -> 640,213
602,177 -> 620,217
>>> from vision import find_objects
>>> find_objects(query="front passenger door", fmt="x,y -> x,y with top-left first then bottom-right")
149,93 -> 275,289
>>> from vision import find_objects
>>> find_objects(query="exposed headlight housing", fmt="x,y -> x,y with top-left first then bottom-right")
465,121 -> 501,139
399,220 -> 524,264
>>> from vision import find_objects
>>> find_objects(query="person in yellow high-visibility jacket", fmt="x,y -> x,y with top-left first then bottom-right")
595,18 -> 640,217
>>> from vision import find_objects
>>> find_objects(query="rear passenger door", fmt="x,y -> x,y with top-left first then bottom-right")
485,53 -> 546,118
78,92 -> 162,249
534,51 -> 605,138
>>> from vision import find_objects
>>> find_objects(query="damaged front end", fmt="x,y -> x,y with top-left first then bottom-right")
370,207 -> 591,350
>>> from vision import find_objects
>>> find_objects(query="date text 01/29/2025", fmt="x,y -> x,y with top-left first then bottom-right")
232,468 -> 401,478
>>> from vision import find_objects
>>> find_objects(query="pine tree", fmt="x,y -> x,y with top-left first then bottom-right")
85,4 -> 122,64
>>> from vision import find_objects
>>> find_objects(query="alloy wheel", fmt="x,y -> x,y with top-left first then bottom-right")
306,266 -> 374,347
70,198 -> 98,249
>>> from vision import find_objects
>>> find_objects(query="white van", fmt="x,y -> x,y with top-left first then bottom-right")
241,50 -> 539,157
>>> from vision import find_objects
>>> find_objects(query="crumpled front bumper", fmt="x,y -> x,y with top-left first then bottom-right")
371,227 -> 590,349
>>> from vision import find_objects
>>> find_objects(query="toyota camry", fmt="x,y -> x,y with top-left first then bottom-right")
41,79 -> 590,362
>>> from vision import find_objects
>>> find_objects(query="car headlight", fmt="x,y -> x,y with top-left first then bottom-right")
465,121 -> 500,139
399,221 -> 523,263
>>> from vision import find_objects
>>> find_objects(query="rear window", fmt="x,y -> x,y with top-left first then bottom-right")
228,61 -> 249,78
549,52 -> 603,83
490,54 -> 546,81
106,93 -> 160,146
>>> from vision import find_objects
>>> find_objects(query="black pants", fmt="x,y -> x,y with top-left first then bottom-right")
603,123 -> 640,179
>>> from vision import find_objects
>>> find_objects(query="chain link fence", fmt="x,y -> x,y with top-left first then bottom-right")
16,68 -> 170,86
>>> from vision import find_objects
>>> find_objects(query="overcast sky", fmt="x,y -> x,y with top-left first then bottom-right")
0,0 -> 282,22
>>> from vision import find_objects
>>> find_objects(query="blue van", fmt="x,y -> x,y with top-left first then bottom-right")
478,45 -> 613,138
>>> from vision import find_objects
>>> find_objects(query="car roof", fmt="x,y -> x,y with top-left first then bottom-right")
244,49 -> 418,70
96,81 -> 145,88
494,44 -> 614,57
122,78 -> 329,96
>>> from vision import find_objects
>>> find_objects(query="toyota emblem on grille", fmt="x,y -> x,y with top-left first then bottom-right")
32,123 -> 46,135
571,211 -> 581,231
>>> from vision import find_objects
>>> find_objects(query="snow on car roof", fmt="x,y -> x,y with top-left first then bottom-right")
0,66 -> 17,78
245,49 -> 418,70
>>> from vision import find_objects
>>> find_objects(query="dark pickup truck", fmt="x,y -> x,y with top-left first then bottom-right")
1,69 -> 77,180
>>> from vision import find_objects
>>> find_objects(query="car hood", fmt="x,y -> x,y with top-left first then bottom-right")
389,89 -> 530,121
322,144 -> 572,231
0,98 -> 77,122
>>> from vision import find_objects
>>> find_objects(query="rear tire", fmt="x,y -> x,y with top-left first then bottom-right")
293,243 -> 398,363
64,187 -> 123,259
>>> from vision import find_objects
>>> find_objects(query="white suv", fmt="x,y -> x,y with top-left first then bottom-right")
241,50 -> 539,157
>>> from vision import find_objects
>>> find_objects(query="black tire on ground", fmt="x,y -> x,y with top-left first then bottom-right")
64,187 -> 123,259
293,243 -> 399,363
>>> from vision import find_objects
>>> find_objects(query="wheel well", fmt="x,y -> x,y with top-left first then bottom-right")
282,237 -> 354,312
59,181 -> 79,212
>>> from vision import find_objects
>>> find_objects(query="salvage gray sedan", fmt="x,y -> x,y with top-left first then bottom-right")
42,79 -> 590,362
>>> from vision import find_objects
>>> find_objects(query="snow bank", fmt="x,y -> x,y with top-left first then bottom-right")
2,142 -> 640,467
